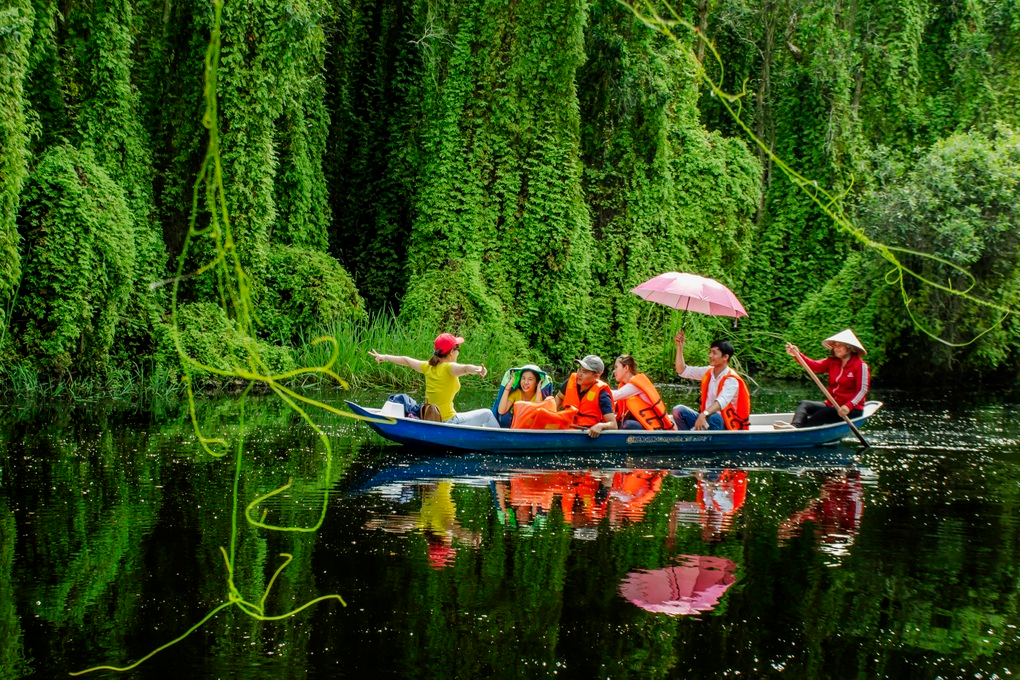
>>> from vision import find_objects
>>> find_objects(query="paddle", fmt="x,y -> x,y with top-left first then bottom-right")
790,349 -> 870,449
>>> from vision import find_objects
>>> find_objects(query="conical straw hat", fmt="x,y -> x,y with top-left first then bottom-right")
822,329 -> 867,355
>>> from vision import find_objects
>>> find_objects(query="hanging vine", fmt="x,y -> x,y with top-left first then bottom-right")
622,0 -> 1016,349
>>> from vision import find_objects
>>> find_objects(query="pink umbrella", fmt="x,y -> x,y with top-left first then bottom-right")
619,554 -> 737,616
630,272 -> 747,324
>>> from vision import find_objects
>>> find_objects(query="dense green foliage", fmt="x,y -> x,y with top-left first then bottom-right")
12,146 -> 136,375
0,0 -> 33,344
3,0 -> 1020,390
697,0 -> 1020,377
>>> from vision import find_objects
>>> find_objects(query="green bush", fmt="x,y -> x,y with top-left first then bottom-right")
261,244 -> 367,344
11,145 -> 135,376
856,126 -> 1020,378
158,302 -> 295,386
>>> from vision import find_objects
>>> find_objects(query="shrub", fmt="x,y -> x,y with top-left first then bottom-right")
12,145 -> 135,376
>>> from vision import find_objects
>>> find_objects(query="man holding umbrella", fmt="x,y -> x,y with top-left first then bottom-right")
671,331 -> 751,431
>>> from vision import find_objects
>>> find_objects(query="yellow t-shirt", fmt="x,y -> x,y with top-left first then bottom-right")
416,481 -> 456,534
421,361 -> 460,421
505,389 -> 541,407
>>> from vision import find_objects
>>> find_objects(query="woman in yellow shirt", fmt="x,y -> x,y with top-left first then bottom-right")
369,333 -> 500,428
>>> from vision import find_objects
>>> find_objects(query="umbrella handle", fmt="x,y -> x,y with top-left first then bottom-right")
791,348 -> 870,449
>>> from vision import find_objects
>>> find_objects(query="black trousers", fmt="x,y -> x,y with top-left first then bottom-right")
792,400 -> 863,428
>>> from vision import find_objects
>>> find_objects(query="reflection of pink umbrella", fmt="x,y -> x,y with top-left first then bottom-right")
619,554 -> 737,616
631,272 -> 747,327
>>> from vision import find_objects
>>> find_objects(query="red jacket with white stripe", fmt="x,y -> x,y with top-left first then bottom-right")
799,353 -> 870,410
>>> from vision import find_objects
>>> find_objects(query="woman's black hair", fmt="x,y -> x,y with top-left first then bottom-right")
516,369 -> 540,392
616,354 -> 638,373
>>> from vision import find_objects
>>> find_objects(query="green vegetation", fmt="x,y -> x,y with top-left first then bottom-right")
3,0 -> 1020,394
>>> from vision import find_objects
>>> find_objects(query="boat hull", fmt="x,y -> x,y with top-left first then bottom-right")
347,400 -> 882,453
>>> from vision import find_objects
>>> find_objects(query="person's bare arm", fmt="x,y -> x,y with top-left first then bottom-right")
449,362 -> 487,378
588,413 -> 618,438
674,331 -> 687,375
368,350 -> 425,373
497,382 -> 514,415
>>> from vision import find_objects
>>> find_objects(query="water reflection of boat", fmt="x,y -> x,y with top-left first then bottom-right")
351,450 -> 868,496
346,400 -> 883,453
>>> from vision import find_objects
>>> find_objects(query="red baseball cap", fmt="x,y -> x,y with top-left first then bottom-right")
434,333 -> 464,354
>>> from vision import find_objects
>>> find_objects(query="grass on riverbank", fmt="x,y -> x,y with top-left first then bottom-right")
0,311 -> 536,399
292,312 -> 534,390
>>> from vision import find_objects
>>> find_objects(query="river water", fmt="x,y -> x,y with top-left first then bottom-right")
2,383 -> 1019,678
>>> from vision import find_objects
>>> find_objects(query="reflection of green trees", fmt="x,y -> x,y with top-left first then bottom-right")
1,500 -> 32,679
6,396 -> 1020,677
4,403 -> 162,671
1,398 -> 362,676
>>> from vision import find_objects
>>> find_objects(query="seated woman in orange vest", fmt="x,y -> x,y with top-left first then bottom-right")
671,331 -> 750,431
611,355 -> 676,430
552,354 -> 618,438
493,365 -> 551,428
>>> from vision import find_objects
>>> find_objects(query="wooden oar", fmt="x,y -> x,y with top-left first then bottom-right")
792,350 -> 870,448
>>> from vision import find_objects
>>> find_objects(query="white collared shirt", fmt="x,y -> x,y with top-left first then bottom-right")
680,365 -> 738,410
611,382 -> 651,405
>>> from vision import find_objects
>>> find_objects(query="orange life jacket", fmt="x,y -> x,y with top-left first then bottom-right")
615,373 -> 675,430
511,397 -> 570,429
561,373 -> 613,428
699,368 -> 751,430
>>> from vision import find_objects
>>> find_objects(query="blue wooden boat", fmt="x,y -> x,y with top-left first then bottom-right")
346,400 -> 883,453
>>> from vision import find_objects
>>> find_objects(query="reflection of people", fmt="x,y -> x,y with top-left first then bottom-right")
778,470 -> 864,548
695,470 -> 747,542
553,355 -> 618,438
670,469 -> 748,544
494,365 -> 548,428
779,329 -> 870,429
671,331 -> 751,431
601,470 -> 667,524
363,481 -> 481,570
611,355 -> 675,430
493,472 -> 602,528
369,332 -> 499,427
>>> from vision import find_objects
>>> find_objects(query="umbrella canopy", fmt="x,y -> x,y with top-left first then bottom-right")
630,272 -> 747,318
619,554 -> 737,616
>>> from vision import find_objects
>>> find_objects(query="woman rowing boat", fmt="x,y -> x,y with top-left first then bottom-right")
777,329 -> 871,429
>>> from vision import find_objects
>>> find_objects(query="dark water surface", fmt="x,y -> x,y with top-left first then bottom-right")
2,384 -> 1020,679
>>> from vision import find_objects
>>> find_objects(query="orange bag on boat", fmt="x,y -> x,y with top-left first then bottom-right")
511,397 -> 577,430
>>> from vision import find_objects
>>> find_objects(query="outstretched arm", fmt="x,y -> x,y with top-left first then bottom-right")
450,362 -> 488,379
368,350 -> 426,373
